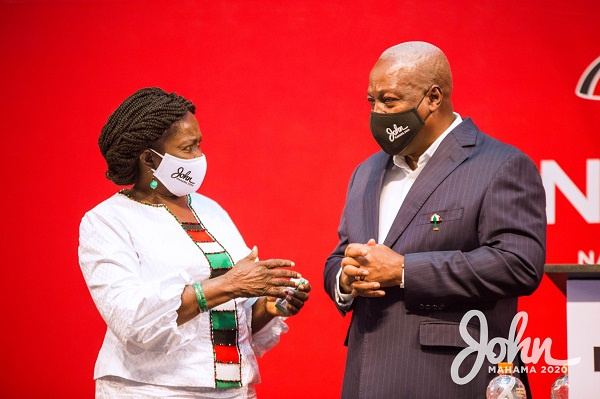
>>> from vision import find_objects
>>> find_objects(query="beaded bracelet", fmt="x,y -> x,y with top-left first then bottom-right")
193,282 -> 208,313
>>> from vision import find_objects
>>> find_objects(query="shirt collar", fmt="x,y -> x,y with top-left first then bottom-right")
393,112 -> 462,170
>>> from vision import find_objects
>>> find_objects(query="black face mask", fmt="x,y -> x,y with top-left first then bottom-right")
369,94 -> 430,155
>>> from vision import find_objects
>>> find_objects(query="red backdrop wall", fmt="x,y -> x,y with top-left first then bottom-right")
1,1 -> 598,397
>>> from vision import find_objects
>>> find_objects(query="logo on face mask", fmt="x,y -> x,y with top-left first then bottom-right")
386,124 -> 411,142
171,167 -> 195,186
370,89 -> 432,155
150,149 -> 207,196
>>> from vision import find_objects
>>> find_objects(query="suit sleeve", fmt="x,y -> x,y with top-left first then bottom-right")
403,153 -> 547,310
323,167 -> 359,316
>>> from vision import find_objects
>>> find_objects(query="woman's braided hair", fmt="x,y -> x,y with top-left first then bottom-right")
98,87 -> 196,185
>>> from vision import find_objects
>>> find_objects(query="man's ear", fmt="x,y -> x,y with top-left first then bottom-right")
428,85 -> 443,111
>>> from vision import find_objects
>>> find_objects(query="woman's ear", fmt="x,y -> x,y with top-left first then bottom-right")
139,149 -> 156,170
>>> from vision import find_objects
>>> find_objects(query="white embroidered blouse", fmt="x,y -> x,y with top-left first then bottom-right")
78,192 -> 287,390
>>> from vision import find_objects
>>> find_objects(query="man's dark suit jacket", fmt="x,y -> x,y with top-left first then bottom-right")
324,118 -> 546,399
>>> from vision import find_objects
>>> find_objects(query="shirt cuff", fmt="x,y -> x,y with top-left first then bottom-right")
250,316 -> 289,358
124,270 -> 196,355
400,267 -> 405,289
335,268 -> 354,310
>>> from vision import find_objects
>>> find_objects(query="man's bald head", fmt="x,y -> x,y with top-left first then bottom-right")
377,41 -> 453,99
367,42 -> 456,164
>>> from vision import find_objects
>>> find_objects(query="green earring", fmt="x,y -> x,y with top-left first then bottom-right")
150,178 -> 158,189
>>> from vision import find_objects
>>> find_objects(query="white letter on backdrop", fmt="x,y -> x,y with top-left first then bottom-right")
541,159 -> 600,224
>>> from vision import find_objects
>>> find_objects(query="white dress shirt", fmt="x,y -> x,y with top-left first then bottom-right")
335,114 -> 463,308
79,192 -> 287,397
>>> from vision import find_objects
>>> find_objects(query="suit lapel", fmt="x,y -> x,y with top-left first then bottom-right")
383,118 -> 478,248
363,153 -> 391,243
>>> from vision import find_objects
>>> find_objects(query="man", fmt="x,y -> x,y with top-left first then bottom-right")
323,42 -> 546,398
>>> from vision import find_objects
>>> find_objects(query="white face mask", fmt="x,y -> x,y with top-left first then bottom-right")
150,149 -> 207,197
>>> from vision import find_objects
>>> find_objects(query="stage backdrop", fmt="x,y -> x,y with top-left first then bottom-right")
1,1 -> 598,397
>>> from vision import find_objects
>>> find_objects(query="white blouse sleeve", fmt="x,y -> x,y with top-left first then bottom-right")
78,211 -> 195,355
241,298 -> 289,358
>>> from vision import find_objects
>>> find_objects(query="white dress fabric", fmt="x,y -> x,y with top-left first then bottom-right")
79,192 -> 287,397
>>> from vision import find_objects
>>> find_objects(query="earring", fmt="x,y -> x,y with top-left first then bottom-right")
150,178 -> 158,189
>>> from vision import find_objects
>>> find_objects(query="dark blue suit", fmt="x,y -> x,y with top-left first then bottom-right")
324,118 -> 546,398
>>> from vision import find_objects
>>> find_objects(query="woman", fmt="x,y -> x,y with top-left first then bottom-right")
79,87 -> 310,398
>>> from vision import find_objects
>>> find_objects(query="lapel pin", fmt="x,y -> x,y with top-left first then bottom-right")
430,213 -> 442,231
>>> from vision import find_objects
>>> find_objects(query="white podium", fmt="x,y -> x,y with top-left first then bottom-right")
545,264 -> 600,397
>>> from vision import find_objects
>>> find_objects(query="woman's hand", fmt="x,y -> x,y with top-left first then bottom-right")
189,247 -> 303,326
264,280 -> 311,317
225,247 -> 300,300
251,282 -> 311,332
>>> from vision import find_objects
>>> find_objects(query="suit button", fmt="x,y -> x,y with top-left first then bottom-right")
425,305 -> 431,310
419,304 -> 425,310
432,305 -> 438,310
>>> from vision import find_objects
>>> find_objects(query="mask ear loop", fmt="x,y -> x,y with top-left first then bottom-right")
147,149 -> 163,189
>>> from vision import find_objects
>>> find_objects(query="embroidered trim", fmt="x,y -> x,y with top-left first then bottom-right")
118,189 -> 167,208
183,197 -> 242,389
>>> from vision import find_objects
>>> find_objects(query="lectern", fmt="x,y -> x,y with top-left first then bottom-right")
544,264 -> 600,397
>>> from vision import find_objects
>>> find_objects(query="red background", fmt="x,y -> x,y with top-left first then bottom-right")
1,1 -> 598,397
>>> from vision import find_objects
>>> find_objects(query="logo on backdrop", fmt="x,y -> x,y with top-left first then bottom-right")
450,310 -> 580,385
576,56 -> 600,100
386,124 -> 410,142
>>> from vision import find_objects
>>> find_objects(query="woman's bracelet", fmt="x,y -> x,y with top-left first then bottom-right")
193,282 -> 208,313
